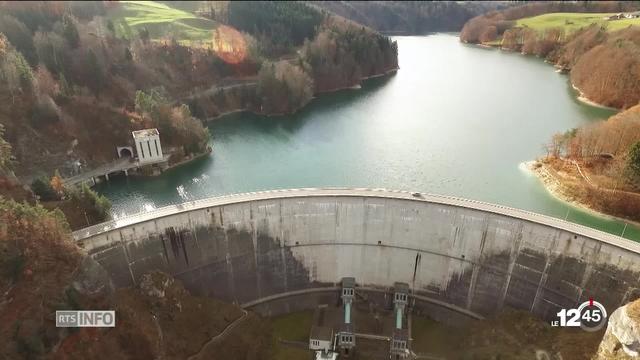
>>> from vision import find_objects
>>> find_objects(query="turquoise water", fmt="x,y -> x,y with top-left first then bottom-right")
95,34 -> 639,241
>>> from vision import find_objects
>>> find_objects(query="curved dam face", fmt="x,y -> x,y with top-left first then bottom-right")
75,188 -> 640,322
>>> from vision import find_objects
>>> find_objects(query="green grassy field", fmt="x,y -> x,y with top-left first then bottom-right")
270,311 -> 313,360
516,12 -> 640,33
107,1 -> 217,42
411,316 -> 462,356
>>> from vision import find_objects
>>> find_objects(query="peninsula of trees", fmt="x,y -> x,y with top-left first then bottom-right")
535,105 -> 640,223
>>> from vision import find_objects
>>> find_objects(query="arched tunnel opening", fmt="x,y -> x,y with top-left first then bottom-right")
119,147 -> 133,158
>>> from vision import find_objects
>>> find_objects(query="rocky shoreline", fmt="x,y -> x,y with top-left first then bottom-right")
525,160 -> 639,229
570,83 -> 619,111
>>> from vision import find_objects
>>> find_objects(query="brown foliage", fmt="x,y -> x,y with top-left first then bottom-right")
550,106 -> 640,219
479,25 -> 498,43
581,186 -> 640,221
49,174 -> 64,194
35,65 -> 59,98
565,105 -> 640,159
465,7 -> 639,109
49,272 -> 272,360
303,25 -> 397,93
0,199 -> 78,283
501,28 -> 523,51
571,27 -> 640,109
521,28 -> 538,54
257,60 -> 313,114
535,27 -> 564,57
517,27 -> 564,57
0,33 -> 6,56
555,24 -> 608,68
460,1 -> 640,44
0,199 -> 82,359
460,16 -> 493,43
0,1 -> 398,180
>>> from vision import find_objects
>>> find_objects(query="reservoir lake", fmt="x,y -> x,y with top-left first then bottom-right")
96,34 -> 639,241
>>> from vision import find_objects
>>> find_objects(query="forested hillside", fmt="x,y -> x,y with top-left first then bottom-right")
460,1 -> 640,109
540,105 -> 640,221
458,1 -> 640,220
0,1 -> 213,180
228,1 -> 323,55
460,1 -> 639,43
188,1 -> 398,117
0,198 -> 273,359
309,1 -> 510,34
0,1 -> 397,184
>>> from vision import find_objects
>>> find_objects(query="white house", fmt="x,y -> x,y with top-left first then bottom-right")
309,326 -> 333,352
132,128 -> 163,164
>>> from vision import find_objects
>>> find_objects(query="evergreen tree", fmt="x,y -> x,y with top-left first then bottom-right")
119,20 -> 133,40
66,184 -> 111,224
58,72 -> 72,97
629,142 -> 640,178
0,15 -> 38,66
0,124 -> 13,172
0,34 -> 34,93
61,14 -> 80,48
31,176 -> 59,201
138,27 -> 150,43
85,49 -> 104,94
34,32 -> 69,75
228,1 -> 323,54
106,19 -> 115,35
124,47 -> 133,62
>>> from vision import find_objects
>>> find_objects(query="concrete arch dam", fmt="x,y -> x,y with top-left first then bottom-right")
75,188 -> 640,323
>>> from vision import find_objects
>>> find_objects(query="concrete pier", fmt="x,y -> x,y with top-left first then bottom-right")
74,188 -> 640,323
62,155 -> 169,187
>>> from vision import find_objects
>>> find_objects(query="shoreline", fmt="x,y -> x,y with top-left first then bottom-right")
205,109 -> 247,122
67,148 -> 213,188
360,67 -> 399,80
205,67 -> 399,122
473,39 -> 620,111
570,83 -> 619,111
523,160 -> 640,229
164,147 -> 212,172
314,83 -> 362,95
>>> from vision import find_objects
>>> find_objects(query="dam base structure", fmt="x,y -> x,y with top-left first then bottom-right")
75,188 -> 640,351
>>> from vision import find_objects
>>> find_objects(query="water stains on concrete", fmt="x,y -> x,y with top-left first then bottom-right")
77,191 -> 640,323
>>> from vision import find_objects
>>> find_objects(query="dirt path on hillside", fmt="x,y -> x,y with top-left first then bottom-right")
187,309 -> 249,360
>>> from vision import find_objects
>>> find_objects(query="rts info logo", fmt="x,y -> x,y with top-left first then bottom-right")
56,311 -> 116,328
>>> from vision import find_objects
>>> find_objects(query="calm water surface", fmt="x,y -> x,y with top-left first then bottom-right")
96,34 -> 639,240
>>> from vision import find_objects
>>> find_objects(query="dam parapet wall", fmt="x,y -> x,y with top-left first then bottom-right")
75,188 -> 640,322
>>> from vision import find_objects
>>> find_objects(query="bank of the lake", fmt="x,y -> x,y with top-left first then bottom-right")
202,68 -> 399,122
472,42 -> 619,111
95,35 -> 640,241
469,39 -> 640,226
526,160 -> 640,231
571,83 -> 620,111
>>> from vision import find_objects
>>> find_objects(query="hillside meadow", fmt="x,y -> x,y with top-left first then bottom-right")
516,12 -> 640,33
